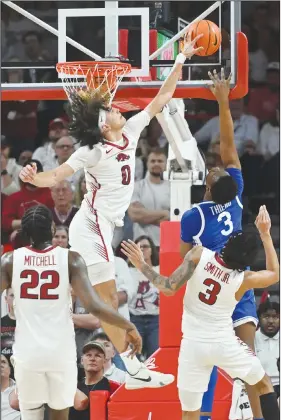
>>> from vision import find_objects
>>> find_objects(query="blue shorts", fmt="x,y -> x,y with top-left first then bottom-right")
232,289 -> 258,328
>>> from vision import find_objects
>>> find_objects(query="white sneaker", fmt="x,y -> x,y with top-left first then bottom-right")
125,357 -> 175,390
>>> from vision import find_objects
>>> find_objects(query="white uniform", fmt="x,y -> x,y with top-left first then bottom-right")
12,245 -> 77,410
66,111 -> 150,284
178,248 -> 265,412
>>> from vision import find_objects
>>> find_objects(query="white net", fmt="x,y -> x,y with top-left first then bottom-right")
56,61 -> 131,105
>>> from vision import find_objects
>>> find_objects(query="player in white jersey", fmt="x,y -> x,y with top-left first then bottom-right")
18,33 -> 204,389
121,205 -> 280,420
1,205 -> 144,420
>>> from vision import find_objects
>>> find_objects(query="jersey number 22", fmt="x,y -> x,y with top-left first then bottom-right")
20,269 -> 59,300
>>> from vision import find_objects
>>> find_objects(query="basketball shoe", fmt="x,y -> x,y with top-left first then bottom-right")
125,357 -> 175,390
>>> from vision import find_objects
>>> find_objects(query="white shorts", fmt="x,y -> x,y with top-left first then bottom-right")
69,208 -> 115,267
14,361 -> 77,410
177,335 -> 265,394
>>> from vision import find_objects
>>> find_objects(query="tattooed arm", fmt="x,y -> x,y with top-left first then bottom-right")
121,240 -> 203,296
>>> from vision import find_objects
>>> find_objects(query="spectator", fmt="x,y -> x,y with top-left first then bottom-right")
50,180 -> 79,227
1,137 -> 22,196
92,332 -> 126,384
2,160 -> 54,237
1,288 -> 16,362
52,225 -> 69,248
18,150 -> 33,166
247,62 -> 280,123
194,97 -> 259,156
72,298 -> 101,375
69,341 -> 119,420
128,148 -> 170,247
43,135 -> 75,171
1,193 -> 9,245
114,255 -> 136,320
1,58 -> 38,155
32,118 -> 68,169
1,355 -> 20,420
128,236 -> 159,359
75,174 -> 87,207
21,30 -> 53,65
255,300 -> 280,398
244,24 -> 268,83
258,106 -> 279,161
50,136 -> 82,187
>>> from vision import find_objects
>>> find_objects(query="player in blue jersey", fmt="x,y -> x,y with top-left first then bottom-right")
180,70 -> 263,420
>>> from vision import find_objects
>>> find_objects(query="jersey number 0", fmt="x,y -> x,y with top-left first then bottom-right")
20,269 -> 59,300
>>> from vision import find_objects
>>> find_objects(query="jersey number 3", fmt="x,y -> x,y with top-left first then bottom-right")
20,270 -> 59,300
198,278 -> 221,306
217,211 -> 233,236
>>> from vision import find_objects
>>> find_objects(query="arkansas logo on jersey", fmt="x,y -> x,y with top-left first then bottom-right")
116,153 -> 130,162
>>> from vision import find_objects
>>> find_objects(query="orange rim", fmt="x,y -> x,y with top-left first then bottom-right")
56,61 -> 131,77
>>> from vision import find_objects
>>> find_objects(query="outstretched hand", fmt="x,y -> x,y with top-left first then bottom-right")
181,31 -> 204,59
121,240 -> 145,270
208,68 -> 232,103
255,205 -> 271,236
19,163 -> 37,184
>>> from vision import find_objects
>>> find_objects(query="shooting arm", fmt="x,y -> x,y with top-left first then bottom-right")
219,100 -> 241,170
1,252 -> 13,293
69,252 -> 136,332
139,247 -> 202,296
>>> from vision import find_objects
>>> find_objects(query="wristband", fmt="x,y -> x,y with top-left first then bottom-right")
1,170 -> 8,176
175,53 -> 186,64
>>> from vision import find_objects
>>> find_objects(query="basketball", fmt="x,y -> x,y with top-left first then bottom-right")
188,20 -> 222,56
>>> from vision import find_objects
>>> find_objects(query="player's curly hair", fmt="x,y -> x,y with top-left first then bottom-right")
211,176 -> 238,205
67,92 -> 110,149
220,227 -> 260,271
21,205 -> 53,248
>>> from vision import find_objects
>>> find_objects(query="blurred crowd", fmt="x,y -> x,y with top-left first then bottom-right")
1,1 -> 280,419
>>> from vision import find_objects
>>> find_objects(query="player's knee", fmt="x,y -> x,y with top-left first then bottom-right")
254,373 -> 274,396
244,357 -> 266,389
178,389 -> 203,412
20,404 -> 45,420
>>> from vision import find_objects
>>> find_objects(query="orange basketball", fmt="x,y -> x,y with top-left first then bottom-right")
188,20 -> 221,56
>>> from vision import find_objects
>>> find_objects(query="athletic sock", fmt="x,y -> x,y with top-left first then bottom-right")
120,351 -> 142,376
260,392 -> 279,420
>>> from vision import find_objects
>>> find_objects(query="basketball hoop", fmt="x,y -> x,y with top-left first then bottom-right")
56,60 -> 131,105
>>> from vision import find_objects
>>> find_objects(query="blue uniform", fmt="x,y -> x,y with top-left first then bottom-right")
181,167 -> 258,327
181,168 -> 258,419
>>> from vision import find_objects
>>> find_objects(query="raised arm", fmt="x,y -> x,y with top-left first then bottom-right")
68,251 -> 142,354
208,69 -> 241,170
121,240 -> 202,296
236,206 -> 279,299
145,33 -> 203,118
1,252 -> 13,293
